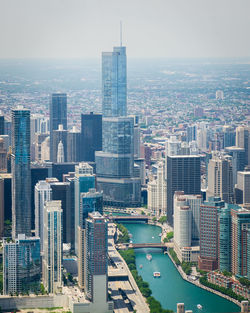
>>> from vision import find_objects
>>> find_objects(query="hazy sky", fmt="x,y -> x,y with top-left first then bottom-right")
0,0 -> 249,58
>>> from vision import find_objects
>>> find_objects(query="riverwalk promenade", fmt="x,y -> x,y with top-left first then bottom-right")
167,250 -> 241,308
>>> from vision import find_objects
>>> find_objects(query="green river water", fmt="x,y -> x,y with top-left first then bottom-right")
122,222 -> 240,313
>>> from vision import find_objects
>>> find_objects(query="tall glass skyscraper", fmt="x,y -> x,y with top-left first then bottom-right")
11,106 -> 31,238
49,93 -> 67,161
96,46 -> 141,207
102,47 -> 127,118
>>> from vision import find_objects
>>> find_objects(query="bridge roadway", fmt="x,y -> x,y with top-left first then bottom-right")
117,242 -> 173,250
108,215 -> 150,222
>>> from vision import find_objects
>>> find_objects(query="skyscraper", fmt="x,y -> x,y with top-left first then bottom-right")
81,112 -> 102,162
43,200 -> 62,294
50,93 -> 67,161
235,171 -> 250,205
84,212 -> 108,302
236,126 -> 250,166
231,206 -> 250,277
52,124 -> 68,163
96,45 -> 141,207
102,47 -> 127,118
148,161 -> 167,217
3,234 -> 40,295
74,162 -> 95,255
67,126 -> 81,162
0,115 -> 4,135
11,106 -> 31,238
78,189 -> 103,289
207,154 -> 234,204
166,155 -> 201,225
199,197 -> 225,271
34,180 -> 52,252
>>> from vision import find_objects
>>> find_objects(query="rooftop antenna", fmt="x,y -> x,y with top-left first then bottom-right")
120,20 -> 122,47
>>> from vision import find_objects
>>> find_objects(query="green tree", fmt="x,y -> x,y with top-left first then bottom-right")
159,216 -> 167,224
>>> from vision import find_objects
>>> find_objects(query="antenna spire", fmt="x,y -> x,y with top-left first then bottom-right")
120,21 -> 122,47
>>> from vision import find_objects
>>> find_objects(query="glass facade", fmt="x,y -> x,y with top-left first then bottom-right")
85,212 -> 107,301
49,93 -> 67,161
219,204 -> 232,272
102,47 -> 127,118
11,107 -> 31,238
3,234 -> 41,295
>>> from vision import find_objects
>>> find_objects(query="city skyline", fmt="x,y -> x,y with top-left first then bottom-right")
0,0 -> 249,59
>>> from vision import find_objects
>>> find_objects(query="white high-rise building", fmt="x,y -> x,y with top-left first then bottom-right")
173,191 -> 201,262
174,193 -> 192,248
43,200 -> 62,294
57,140 -> 65,163
165,136 -> 181,157
148,161 -> 166,217
207,154 -> 233,204
35,181 -> 52,252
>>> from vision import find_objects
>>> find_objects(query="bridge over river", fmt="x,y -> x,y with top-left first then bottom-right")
116,242 -> 173,250
108,215 -> 150,223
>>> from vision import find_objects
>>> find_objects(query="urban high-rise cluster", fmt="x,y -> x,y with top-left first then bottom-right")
0,38 -> 250,313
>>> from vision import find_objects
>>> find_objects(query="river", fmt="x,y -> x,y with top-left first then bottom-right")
122,222 -> 240,313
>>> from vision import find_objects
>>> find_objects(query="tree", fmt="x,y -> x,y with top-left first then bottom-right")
159,216 -> 167,224
152,217 -> 157,223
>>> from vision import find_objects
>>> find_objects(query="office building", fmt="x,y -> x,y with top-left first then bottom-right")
81,112 -> 102,162
3,234 -> 40,295
52,124 -> 68,163
223,126 -> 235,148
50,180 -> 71,244
50,93 -> 67,161
148,161 -> 166,217
173,192 -> 201,262
34,133 -> 49,162
96,45 -> 141,207
85,212 -> 108,302
225,146 -> 245,186
165,136 -> 181,157
207,154 -> 234,204
0,115 -> 4,135
78,189 -> 103,289
102,47 -> 127,117
199,197 -> 225,271
43,200 -> 62,294
0,137 -> 7,171
166,155 -> 201,225
75,162 -> 95,255
67,126 -> 81,162
63,172 -> 75,250
173,192 -> 192,259
235,171 -> 250,205
187,125 -> 197,142
0,177 -> 4,238
34,180 -> 52,251
11,106 -> 31,238
231,206 -> 250,277
236,126 -> 250,166
41,136 -> 50,162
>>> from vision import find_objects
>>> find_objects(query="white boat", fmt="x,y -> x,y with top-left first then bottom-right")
146,254 -> 152,261
139,264 -> 143,269
152,236 -> 154,239
197,304 -> 202,310
159,233 -> 162,237
153,271 -> 161,277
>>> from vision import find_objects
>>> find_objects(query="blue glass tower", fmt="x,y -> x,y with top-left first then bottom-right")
11,106 -> 31,238
96,46 -> 141,207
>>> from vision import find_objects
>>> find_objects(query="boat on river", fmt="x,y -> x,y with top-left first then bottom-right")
139,264 -> 143,269
159,233 -> 162,237
146,254 -> 152,261
153,272 -> 161,277
197,304 -> 202,309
